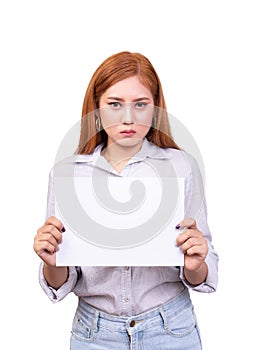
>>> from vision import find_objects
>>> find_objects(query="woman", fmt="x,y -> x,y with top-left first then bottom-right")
34,51 -> 218,349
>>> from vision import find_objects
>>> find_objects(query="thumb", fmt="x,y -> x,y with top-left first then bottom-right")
175,218 -> 197,230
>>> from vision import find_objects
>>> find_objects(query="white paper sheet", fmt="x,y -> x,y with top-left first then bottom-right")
56,177 -> 184,266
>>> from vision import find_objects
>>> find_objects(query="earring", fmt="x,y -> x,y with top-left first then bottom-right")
95,117 -> 102,132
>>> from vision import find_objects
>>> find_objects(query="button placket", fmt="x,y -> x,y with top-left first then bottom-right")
121,267 -> 132,315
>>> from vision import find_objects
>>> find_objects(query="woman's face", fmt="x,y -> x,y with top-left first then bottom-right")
99,76 -> 154,148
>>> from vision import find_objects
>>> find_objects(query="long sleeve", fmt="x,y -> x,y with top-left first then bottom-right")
38,170 -> 81,302
179,153 -> 219,292
39,263 -> 80,302
45,169 -> 55,219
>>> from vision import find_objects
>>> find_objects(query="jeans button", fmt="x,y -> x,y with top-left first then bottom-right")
130,320 -> 135,327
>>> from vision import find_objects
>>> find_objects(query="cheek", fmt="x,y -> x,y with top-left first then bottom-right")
135,112 -> 153,128
137,124 -> 152,137
100,109 -> 121,129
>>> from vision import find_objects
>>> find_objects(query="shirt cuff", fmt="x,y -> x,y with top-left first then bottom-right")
39,263 -> 78,302
179,248 -> 218,293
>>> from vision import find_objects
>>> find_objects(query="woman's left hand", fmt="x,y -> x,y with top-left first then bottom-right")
176,218 -> 208,272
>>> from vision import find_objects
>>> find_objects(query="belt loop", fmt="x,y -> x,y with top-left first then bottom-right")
159,306 -> 169,331
92,309 -> 99,333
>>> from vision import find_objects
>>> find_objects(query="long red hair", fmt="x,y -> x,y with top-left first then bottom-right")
77,51 -> 179,154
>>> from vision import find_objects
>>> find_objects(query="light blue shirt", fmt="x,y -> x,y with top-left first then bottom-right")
39,139 -> 218,316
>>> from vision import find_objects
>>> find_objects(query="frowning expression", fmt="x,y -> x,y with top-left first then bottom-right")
99,76 -> 154,147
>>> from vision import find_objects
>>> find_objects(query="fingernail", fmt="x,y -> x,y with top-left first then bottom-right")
175,224 -> 181,229
61,227 -> 66,232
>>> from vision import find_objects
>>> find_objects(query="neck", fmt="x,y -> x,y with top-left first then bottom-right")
102,140 -> 144,165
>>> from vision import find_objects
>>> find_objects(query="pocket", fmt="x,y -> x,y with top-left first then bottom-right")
165,305 -> 197,338
71,311 -> 97,342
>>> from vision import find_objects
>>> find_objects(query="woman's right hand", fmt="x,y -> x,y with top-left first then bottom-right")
33,216 -> 65,267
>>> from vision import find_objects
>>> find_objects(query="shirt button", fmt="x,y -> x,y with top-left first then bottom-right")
130,320 -> 135,327
124,297 -> 129,302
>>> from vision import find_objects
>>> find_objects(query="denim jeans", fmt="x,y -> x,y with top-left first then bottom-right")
70,288 -> 202,350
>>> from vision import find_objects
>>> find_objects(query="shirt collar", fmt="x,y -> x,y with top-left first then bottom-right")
73,138 -> 169,164
136,138 -> 169,161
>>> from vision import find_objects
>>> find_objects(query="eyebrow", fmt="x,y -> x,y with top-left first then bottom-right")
106,97 -> 151,102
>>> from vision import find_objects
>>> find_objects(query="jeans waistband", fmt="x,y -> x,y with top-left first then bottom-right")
76,288 -> 191,334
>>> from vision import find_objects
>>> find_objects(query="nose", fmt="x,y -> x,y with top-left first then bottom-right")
121,104 -> 134,124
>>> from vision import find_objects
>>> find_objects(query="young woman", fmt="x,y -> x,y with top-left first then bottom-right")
34,51 -> 218,349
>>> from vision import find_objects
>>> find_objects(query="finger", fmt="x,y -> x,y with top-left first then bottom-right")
176,229 -> 201,246
38,232 -> 61,248
175,218 -> 197,231
39,224 -> 63,243
45,216 -> 65,233
34,225 -> 63,257
180,237 -> 203,253
34,240 -> 57,255
181,237 -> 207,254
185,244 -> 207,257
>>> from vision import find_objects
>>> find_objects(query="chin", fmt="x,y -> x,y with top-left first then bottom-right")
116,137 -> 144,148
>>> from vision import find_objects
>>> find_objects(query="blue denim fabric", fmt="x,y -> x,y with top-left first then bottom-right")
70,288 -> 202,350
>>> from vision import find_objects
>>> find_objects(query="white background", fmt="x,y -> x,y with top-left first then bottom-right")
1,1 -> 258,349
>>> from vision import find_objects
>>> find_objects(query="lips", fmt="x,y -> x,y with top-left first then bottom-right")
120,129 -> 136,136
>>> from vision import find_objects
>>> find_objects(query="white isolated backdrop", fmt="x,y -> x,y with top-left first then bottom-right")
0,1 -> 258,349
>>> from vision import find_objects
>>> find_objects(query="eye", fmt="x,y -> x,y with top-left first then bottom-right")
108,102 -> 122,108
135,102 -> 147,109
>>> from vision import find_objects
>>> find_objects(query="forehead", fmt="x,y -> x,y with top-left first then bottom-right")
102,76 -> 153,100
